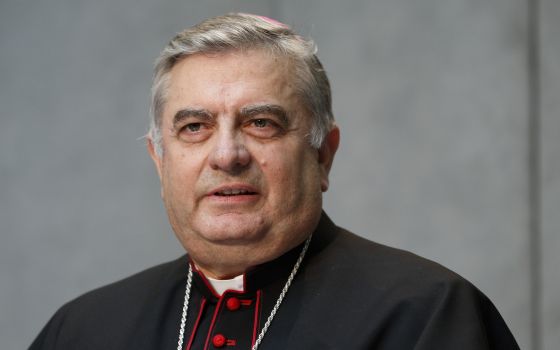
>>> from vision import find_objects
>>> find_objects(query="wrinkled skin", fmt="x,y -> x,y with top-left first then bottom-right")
148,49 -> 339,278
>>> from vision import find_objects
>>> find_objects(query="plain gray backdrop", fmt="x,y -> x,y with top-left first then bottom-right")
1,1 -> 558,349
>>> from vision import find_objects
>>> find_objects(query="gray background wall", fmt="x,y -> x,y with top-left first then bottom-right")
0,0 -> 557,349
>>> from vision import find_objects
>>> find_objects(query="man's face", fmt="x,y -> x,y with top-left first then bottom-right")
149,49 -> 338,277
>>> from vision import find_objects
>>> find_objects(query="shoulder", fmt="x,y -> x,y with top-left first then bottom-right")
321,225 -> 463,282
298,221 -> 520,349
309,222 -> 483,306
64,255 -> 188,310
30,256 -> 188,349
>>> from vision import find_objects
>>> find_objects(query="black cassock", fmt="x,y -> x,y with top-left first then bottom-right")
30,214 -> 520,349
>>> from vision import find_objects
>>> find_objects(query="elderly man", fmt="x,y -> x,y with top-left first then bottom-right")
31,13 -> 519,350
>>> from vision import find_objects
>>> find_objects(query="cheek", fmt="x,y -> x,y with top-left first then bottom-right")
161,151 -> 200,197
258,149 -> 295,181
260,146 -> 320,199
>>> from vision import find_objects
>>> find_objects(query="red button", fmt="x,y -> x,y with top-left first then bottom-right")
212,334 -> 226,348
226,297 -> 241,311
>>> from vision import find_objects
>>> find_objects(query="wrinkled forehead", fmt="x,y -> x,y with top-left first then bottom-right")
158,45 -> 313,130
164,48 -> 307,116
168,47 -> 300,93
168,47 -> 298,84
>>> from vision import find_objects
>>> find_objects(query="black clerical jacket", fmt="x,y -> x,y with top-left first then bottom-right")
30,214 -> 520,349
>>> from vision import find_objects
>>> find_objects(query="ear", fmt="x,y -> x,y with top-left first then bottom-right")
318,125 -> 340,192
147,138 -> 164,197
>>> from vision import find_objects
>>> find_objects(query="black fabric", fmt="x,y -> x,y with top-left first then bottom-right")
29,213 -> 520,349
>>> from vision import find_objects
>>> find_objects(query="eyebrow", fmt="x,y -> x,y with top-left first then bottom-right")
239,104 -> 290,128
172,108 -> 213,129
171,104 -> 291,129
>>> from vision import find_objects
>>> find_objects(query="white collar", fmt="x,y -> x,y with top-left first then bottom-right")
206,274 -> 245,296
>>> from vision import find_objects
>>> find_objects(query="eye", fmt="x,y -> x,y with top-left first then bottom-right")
244,118 -> 284,139
176,121 -> 212,143
253,119 -> 269,128
184,123 -> 202,132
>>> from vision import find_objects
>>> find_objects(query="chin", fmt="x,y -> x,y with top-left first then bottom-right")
196,213 -> 270,244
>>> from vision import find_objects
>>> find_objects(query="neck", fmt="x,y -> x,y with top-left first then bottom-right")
185,232 -> 314,280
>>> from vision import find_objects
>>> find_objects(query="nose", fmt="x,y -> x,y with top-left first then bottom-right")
208,129 -> 251,173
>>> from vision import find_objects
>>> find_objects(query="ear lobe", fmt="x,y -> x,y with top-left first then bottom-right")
318,125 -> 340,192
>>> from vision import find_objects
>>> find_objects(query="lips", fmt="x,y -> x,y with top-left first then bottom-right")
209,184 -> 259,197
215,189 -> 256,196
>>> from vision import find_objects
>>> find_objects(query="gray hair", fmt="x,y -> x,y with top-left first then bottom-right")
149,13 -> 334,156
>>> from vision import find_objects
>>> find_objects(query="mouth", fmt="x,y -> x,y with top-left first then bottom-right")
209,184 -> 260,198
214,188 -> 258,196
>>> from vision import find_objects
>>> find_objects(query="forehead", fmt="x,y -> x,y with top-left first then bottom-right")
163,50 -> 301,118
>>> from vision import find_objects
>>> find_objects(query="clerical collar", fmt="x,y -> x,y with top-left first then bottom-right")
206,274 -> 244,296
